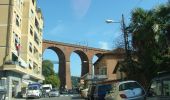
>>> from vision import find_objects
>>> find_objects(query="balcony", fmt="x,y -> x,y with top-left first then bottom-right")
3,64 -> 44,80
82,74 -> 107,81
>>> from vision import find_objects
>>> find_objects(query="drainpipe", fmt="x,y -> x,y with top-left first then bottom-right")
3,0 -> 13,65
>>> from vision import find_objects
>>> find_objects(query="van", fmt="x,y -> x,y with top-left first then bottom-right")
42,84 -> 52,93
27,83 -> 42,98
146,72 -> 170,100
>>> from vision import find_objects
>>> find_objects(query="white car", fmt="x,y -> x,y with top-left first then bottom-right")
105,80 -> 145,100
27,84 -> 42,98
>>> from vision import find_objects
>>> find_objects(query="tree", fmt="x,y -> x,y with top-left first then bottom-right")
127,2 -> 170,87
42,60 -> 55,76
42,60 -> 60,88
44,75 -> 60,88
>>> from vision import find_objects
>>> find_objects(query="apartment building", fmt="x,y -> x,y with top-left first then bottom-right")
0,0 -> 44,99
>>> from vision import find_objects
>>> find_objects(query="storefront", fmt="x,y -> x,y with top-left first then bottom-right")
0,71 -> 21,100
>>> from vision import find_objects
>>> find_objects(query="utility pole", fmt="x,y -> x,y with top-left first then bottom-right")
121,14 -> 129,60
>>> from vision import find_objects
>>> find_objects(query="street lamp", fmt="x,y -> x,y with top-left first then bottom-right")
105,14 -> 129,60
106,14 -> 131,80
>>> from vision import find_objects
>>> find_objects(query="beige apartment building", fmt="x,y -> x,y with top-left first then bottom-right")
0,0 -> 44,99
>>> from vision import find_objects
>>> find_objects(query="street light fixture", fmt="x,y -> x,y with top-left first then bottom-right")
106,14 -> 131,80
105,14 -> 129,60
105,19 -> 120,24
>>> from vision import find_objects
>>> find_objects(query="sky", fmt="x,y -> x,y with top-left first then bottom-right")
38,0 -> 168,77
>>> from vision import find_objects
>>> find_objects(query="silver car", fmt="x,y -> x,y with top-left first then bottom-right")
49,88 -> 60,97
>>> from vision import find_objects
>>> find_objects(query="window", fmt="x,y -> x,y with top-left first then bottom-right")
29,59 -> 33,69
34,32 -> 39,45
14,33 -> 18,44
30,9 -> 34,18
30,26 -> 33,36
163,80 -> 170,96
98,84 -> 112,94
99,67 -> 107,75
12,53 -> 18,62
35,18 -> 39,30
33,62 -> 38,74
34,47 -> 38,54
32,0 -> 35,5
29,42 -> 32,53
148,81 -> 162,96
16,15 -> 20,27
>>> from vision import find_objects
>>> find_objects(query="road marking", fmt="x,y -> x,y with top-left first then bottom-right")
60,94 -> 74,97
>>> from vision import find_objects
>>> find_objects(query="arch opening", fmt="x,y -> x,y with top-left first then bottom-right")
43,47 -> 66,89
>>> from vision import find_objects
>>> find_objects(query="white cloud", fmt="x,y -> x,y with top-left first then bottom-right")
98,41 -> 110,50
71,0 -> 91,19
48,24 -> 64,35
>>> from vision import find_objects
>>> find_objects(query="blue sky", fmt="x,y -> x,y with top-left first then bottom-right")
39,0 -> 167,76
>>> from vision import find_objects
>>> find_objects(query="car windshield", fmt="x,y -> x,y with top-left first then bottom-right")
119,82 -> 142,91
98,84 -> 112,93
42,87 -> 50,90
148,79 -> 170,96
28,86 -> 38,90
51,89 -> 57,92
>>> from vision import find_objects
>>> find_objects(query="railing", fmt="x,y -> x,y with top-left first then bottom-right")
86,75 -> 107,80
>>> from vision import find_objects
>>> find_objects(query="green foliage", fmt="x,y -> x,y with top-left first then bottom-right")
127,2 -> 170,84
42,60 -> 54,76
71,76 -> 80,88
42,60 -> 60,88
44,75 -> 60,88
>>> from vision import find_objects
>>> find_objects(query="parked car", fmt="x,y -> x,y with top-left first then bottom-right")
49,88 -> 60,97
60,89 -> 68,94
105,80 -> 145,100
145,72 -> 170,100
27,83 -> 42,99
93,83 -> 112,100
42,84 -> 52,94
80,88 -> 88,98
87,84 -> 96,100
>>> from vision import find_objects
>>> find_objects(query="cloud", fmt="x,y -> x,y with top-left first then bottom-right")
48,24 -> 64,35
98,41 -> 110,50
71,0 -> 91,19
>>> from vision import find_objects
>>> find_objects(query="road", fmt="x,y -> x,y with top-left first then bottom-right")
13,94 -> 85,100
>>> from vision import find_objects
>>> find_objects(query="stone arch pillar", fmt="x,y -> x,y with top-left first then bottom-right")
64,54 -> 72,89
88,59 -> 93,75
87,54 -> 94,76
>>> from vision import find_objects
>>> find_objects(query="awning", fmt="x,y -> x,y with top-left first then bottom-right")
19,58 -> 28,68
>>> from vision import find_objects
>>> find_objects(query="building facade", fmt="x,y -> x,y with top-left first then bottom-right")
0,0 -> 44,99
94,48 -> 126,81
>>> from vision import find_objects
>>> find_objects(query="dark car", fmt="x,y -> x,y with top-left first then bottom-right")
87,84 -> 96,100
146,72 -> 170,100
93,83 -> 112,100
60,89 -> 68,94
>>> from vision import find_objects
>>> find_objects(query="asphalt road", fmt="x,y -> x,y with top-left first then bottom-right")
13,94 -> 85,100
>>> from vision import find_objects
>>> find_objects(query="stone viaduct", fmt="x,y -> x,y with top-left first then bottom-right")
42,40 -> 110,89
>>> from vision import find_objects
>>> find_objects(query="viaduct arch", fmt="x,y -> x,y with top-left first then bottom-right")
43,40 -> 110,89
